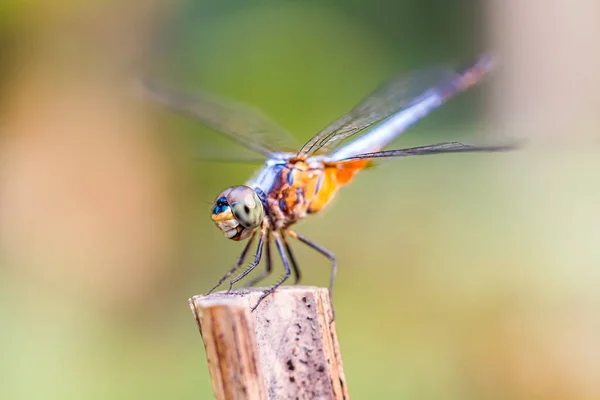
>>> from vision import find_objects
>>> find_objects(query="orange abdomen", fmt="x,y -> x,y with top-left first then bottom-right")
306,159 -> 369,213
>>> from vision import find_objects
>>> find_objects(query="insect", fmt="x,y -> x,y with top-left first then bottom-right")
142,54 -> 516,310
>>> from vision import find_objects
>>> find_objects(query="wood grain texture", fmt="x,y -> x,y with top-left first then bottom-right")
189,286 -> 349,400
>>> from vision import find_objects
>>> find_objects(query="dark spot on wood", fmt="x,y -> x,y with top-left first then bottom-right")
302,296 -> 307,303
317,365 -> 325,373
289,376 -> 296,383
287,359 -> 295,371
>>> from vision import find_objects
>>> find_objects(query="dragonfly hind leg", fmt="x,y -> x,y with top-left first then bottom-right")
250,230 -> 292,311
284,233 -> 302,285
286,229 -> 337,301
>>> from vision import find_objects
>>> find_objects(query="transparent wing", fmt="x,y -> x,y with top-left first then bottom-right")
296,65 -> 461,157
336,142 -> 519,161
187,144 -> 268,164
139,79 -> 300,157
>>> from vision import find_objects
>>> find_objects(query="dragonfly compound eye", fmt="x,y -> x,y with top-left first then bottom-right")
228,186 -> 265,230
210,186 -> 264,239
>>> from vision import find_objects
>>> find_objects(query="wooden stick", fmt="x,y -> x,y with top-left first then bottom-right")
189,286 -> 349,400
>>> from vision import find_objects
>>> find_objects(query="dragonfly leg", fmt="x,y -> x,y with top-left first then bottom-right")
244,230 -> 301,288
284,232 -> 301,284
250,230 -> 291,311
207,231 -> 257,295
286,230 -> 337,300
243,231 -> 273,287
227,226 -> 267,292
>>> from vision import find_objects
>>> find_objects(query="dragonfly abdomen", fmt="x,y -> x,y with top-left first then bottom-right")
306,159 -> 370,213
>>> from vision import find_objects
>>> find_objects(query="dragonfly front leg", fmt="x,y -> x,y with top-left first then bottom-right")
207,231 -> 257,295
250,230 -> 292,311
227,225 -> 267,292
245,230 -> 301,288
244,231 -> 273,288
286,229 -> 337,301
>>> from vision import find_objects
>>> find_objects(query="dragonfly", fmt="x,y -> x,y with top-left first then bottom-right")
141,54 -> 517,311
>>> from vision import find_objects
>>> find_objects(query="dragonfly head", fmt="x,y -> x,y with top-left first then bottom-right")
211,186 -> 264,241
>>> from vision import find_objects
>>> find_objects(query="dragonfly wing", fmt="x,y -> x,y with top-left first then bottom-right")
296,65 -> 460,157
297,54 -> 498,158
187,144 -> 268,164
140,78 -> 300,157
335,141 -> 519,161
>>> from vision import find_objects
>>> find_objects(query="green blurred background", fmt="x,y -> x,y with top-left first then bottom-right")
1,0 -> 600,399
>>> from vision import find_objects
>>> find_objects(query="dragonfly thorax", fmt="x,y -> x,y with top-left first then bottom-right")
211,185 -> 265,241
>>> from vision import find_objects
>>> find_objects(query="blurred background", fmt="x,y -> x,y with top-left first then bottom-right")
1,0 -> 600,399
